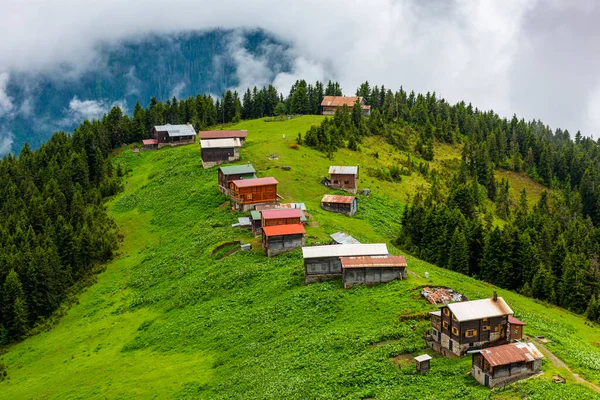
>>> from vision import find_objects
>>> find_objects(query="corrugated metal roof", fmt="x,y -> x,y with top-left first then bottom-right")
250,210 -> 262,221
321,96 -> 365,107
261,209 -> 302,220
322,194 -> 356,204
199,130 -> 248,139
279,203 -> 307,211
508,316 -> 526,326
302,243 -> 388,259
480,342 -> 543,367
231,177 -> 278,188
263,223 -> 306,237
142,139 -> 158,145
340,255 -> 407,269
219,164 -> 256,175
446,297 -> 513,322
414,354 -> 432,362
329,166 -> 358,175
154,124 -> 196,137
330,232 -> 361,245
200,138 -> 241,149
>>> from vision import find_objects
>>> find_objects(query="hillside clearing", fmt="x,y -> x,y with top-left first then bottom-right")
0,116 -> 598,399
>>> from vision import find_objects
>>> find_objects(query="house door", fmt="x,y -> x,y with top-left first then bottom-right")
449,340 -> 453,351
484,374 -> 489,387
438,331 -> 441,344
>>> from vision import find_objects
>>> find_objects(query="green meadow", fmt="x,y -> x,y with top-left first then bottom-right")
1,116 -> 599,399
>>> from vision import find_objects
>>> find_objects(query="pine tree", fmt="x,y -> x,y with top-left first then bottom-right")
448,228 -> 469,274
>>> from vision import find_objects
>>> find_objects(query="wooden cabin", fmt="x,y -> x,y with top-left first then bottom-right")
229,177 -> 278,212
328,166 -> 359,194
302,244 -> 389,284
321,96 -> 371,116
261,209 -> 303,227
218,164 -> 256,194
262,224 -> 305,257
414,354 -> 432,373
321,194 -> 357,216
429,293 -> 513,356
200,138 -> 241,168
199,130 -> 248,145
250,210 -> 262,236
141,138 -> 158,150
340,255 -> 407,288
472,342 -> 543,388
153,124 -> 196,147
508,316 -> 526,341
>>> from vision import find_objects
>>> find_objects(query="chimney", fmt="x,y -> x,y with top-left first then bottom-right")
493,291 -> 498,302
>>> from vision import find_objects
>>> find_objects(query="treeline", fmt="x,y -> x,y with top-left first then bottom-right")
0,121 -> 124,343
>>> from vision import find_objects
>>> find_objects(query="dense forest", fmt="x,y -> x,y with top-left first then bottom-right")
3,76 -> 600,345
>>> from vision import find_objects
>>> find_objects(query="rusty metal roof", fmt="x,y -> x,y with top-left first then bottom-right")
198,130 -> 248,139
231,177 -> 278,188
200,138 -> 241,149
302,243 -> 388,259
328,166 -> 358,175
446,297 -> 513,322
262,223 -> 305,237
340,255 -> 407,269
261,209 -> 302,220
480,342 -> 543,367
142,139 -> 158,145
321,194 -> 356,204
321,96 -> 368,107
508,316 -> 526,326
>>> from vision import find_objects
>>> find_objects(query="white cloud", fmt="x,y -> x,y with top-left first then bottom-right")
0,129 -> 14,155
61,96 -> 126,126
1,0 -> 600,135
0,73 -> 14,117
169,82 -> 186,99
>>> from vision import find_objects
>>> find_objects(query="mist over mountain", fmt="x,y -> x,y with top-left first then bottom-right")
0,29 -> 291,154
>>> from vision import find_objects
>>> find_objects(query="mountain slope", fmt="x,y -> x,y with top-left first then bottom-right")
0,116 -> 599,399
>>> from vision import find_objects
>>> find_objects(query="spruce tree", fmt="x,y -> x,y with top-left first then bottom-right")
448,228 -> 469,275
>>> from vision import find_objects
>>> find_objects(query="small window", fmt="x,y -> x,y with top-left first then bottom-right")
452,327 -> 459,336
452,313 -> 457,321
465,329 -> 478,338
443,308 -> 450,316
483,318 -> 489,322
443,321 -> 448,329
246,194 -> 253,200
333,180 -> 339,184
344,180 -> 350,184
482,325 -> 491,331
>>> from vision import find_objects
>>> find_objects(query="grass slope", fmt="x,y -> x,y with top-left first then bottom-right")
1,116 -> 599,399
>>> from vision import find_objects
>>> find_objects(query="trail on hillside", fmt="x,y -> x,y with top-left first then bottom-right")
532,338 -> 600,393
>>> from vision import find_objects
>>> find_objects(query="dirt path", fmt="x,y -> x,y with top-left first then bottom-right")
407,269 -> 421,279
532,337 -> 600,393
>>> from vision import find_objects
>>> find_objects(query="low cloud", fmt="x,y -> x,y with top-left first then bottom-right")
61,96 -> 127,126
0,129 -> 14,155
0,73 -> 14,117
169,82 -> 186,99
1,0 -> 600,136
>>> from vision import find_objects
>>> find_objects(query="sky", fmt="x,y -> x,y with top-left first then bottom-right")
1,0 -> 599,142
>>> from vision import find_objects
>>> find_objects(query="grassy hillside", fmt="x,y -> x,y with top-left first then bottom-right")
1,116 -> 599,399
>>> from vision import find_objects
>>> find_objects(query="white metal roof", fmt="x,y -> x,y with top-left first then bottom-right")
446,297 -> 513,322
200,138 -> 241,149
329,166 -> 358,175
302,243 -> 388,259
414,354 -> 432,362
154,124 -> 196,137
429,311 -> 441,317
330,232 -> 361,245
